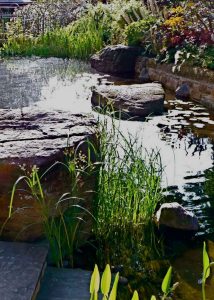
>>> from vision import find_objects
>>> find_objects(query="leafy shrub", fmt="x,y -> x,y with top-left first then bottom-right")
152,1 -> 214,68
124,17 -> 156,46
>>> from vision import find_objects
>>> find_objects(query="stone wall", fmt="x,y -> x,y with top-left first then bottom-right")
135,57 -> 214,109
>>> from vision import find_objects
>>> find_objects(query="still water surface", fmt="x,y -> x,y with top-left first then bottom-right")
1,57 -> 214,299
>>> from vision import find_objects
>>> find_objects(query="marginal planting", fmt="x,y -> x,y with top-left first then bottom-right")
93,115 -> 164,266
8,153 -> 93,267
1,0 -> 213,69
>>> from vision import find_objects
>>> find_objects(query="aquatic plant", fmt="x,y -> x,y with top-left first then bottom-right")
89,264 -> 176,300
202,241 -> 214,300
93,114 -> 164,266
89,241 -> 214,300
8,152 -> 93,267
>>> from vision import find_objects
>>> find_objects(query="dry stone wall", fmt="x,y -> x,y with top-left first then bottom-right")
135,57 -> 214,109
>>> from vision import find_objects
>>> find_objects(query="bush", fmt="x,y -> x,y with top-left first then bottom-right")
124,17 -> 156,46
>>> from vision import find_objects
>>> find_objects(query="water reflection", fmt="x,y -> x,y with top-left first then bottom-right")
0,57 -> 100,111
0,57 -> 214,237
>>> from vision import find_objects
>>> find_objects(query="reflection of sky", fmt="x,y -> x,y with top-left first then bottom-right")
1,57 -> 214,235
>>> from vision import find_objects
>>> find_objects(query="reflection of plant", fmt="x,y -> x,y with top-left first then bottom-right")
204,168 -> 214,198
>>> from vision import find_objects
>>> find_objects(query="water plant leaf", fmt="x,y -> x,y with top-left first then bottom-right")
109,272 -> 119,300
131,290 -> 139,300
161,266 -> 172,294
90,265 -> 100,294
203,242 -> 210,280
101,264 -> 111,296
151,296 -> 156,300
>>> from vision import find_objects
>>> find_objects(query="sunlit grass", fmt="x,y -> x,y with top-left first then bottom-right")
1,13 -> 106,59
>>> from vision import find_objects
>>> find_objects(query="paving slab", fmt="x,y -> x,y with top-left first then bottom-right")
0,241 -> 48,300
37,267 -> 91,300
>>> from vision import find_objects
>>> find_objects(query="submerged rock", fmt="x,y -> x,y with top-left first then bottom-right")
155,202 -> 199,231
175,83 -> 190,100
90,45 -> 142,76
0,109 -> 98,241
91,83 -> 165,120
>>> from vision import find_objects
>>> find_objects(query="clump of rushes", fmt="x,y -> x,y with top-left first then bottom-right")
8,150 -> 94,268
93,115 -> 164,267
1,4 -> 111,59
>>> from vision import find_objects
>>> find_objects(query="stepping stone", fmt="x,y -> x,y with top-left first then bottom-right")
91,83 -> 165,120
0,241 -> 48,300
37,267 -> 91,300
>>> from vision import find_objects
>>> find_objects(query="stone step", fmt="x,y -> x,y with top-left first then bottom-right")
37,267 -> 91,300
0,241 -> 48,300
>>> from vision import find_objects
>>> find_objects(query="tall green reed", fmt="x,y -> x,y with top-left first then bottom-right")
2,10 -> 107,59
93,114 -> 164,265
8,150 -> 94,267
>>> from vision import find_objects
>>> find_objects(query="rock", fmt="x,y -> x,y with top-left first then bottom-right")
175,83 -> 190,100
91,83 -> 165,120
155,202 -> 199,231
0,109 -> 98,241
90,45 -> 142,76
37,267 -> 91,300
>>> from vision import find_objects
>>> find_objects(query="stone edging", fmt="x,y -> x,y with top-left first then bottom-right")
135,57 -> 214,109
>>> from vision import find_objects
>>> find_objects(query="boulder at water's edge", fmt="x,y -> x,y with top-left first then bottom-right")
0,109 -> 98,241
90,45 -> 142,76
155,202 -> 199,232
91,83 -> 165,120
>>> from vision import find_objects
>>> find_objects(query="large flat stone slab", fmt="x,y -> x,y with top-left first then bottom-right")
37,267 -> 91,300
91,83 -> 165,120
0,241 -> 48,300
0,109 -> 98,241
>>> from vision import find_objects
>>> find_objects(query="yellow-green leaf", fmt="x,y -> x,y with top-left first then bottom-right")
90,265 -> 100,294
161,266 -> 172,294
101,264 -> 111,296
131,290 -> 139,300
109,272 -> 119,300
203,242 -> 210,280
151,296 -> 156,300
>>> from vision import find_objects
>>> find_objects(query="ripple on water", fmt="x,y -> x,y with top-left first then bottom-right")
1,58 -> 214,238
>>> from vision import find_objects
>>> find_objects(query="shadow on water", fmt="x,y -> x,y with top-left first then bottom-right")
1,58 -> 214,299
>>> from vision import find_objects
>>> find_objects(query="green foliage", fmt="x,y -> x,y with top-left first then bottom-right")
94,115 -> 163,266
2,11 -> 107,59
131,291 -> 139,300
161,266 -> 172,298
90,264 -> 119,300
89,263 -> 177,300
124,17 -> 156,46
202,241 -> 212,300
8,152 -> 93,267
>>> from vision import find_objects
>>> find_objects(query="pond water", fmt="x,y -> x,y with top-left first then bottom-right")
1,57 -> 214,299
